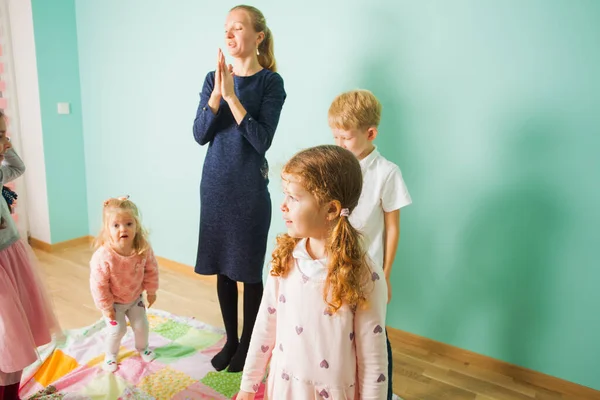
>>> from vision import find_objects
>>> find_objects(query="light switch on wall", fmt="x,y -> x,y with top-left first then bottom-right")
57,102 -> 71,114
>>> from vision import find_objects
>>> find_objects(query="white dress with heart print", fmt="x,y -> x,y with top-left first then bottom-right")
240,239 -> 388,399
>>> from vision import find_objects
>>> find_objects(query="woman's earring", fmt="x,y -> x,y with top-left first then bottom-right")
256,48 -> 260,56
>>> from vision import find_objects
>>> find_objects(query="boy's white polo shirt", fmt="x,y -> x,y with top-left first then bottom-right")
349,147 -> 412,268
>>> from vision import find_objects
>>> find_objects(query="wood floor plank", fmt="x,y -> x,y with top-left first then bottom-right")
33,244 -> 598,399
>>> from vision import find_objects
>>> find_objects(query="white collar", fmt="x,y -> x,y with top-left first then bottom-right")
359,146 -> 380,172
292,238 -> 327,263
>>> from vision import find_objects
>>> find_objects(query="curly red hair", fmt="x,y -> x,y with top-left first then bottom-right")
270,145 -> 372,313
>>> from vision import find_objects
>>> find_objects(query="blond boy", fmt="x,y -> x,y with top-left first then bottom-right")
329,89 -> 412,398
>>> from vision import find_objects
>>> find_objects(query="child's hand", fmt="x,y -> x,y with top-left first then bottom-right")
236,391 -> 256,400
147,294 -> 157,308
103,308 -> 116,321
386,276 -> 392,304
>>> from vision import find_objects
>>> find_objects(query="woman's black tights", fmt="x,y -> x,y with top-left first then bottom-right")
211,274 -> 264,372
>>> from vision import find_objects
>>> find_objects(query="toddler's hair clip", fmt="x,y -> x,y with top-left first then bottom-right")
103,195 -> 130,207
340,208 -> 350,217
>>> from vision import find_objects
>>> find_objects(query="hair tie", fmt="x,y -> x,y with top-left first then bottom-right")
103,195 -> 130,207
340,208 -> 350,217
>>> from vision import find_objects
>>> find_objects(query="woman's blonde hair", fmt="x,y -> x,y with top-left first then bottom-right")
93,196 -> 150,256
231,5 -> 277,72
271,145 -> 372,313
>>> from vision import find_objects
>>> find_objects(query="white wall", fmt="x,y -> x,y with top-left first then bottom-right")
6,0 -> 50,242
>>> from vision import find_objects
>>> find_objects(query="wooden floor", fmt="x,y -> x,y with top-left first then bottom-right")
35,244 -> 592,400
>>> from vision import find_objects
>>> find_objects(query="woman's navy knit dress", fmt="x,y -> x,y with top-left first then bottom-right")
193,69 -> 286,283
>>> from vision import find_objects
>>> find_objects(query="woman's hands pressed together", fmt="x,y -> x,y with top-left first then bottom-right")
208,49 -> 237,114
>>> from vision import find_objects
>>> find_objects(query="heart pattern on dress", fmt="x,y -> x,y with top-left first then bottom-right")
279,294 -> 286,303
349,332 -> 355,341
377,374 -> 386,383
319,389 -> 329,398
267,307 -> 276,314
374,325 -> 383,334
372,272 -> 380,281
295,326 -> 303,335
261,345 -> 269,353
320,359 -> 329,369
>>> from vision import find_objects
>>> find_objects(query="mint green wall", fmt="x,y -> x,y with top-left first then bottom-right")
31,0 -> 88,243
73,0 -> 600,390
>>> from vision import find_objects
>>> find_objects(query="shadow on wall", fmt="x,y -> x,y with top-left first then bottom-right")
358,61 -> 568,398
351,4 -> 569,395
429,112 -> 566,375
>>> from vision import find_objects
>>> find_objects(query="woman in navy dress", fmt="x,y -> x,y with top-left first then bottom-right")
193,5 -> 286,373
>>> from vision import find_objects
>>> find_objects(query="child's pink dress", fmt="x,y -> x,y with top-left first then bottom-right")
0,149 -> 61,385
240,239 -> 389,399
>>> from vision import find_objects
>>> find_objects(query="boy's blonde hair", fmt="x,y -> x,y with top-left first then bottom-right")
328,89 -> 382,131
93,196 -> 150,256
